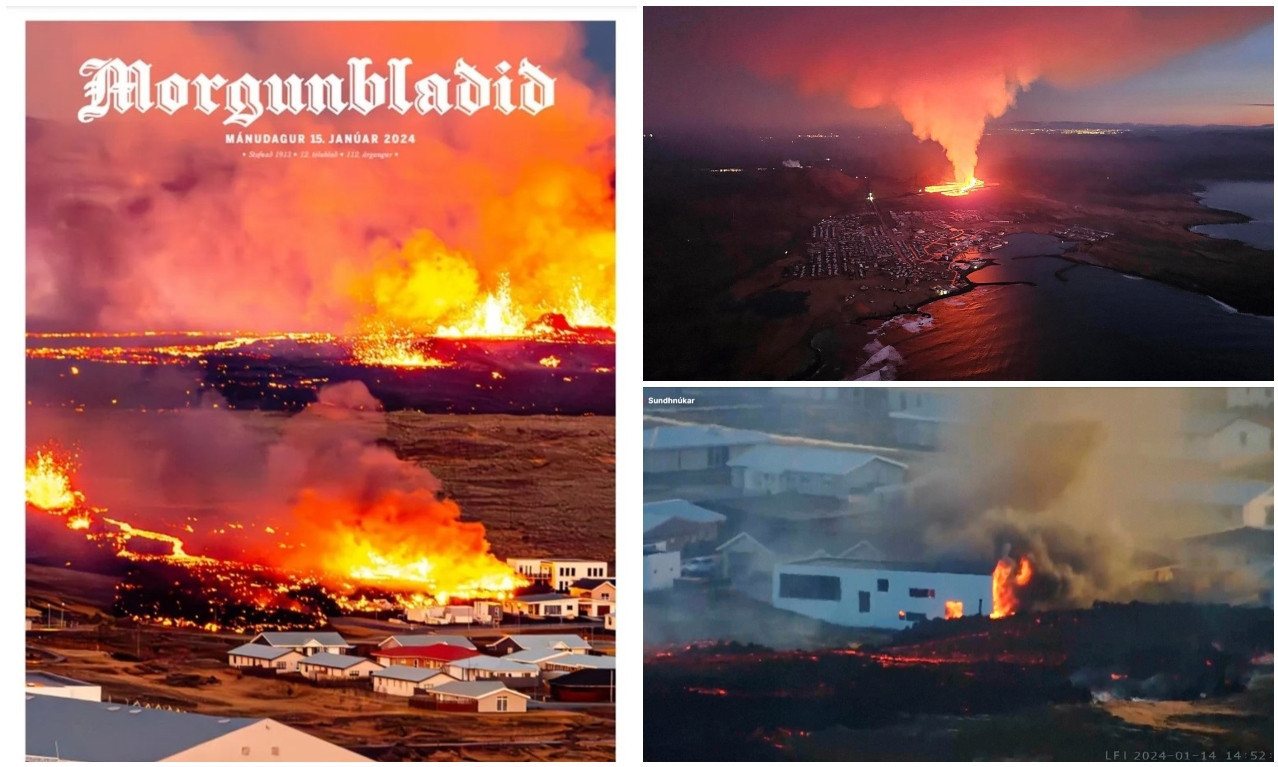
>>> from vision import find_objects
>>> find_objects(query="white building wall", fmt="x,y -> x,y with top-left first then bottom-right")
644,551 -> 680,591
1244,487 -> 1275,529
25,683 -> 102,702
772,562 -> 992,630
1206,421 -> 1272,462
1227,388 -> 1274,409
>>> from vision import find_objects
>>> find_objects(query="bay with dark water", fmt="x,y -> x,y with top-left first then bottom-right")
1190,181 -> 1273,251
855,232 -> 1273,381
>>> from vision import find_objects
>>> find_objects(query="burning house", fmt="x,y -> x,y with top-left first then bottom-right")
773,557 -> 993,629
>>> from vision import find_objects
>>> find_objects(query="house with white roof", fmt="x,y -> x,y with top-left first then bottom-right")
228,643 -> 305,673
26,695 -> 368,761
728,445 -> 908,501
489,633 -> 591,656
644,499 -> 727,550
503,648 -> 571,669
541,654 -> 616,674
643,425 -> 772,473
1181,413 -> 1273,464
370,666 -> 456,697
446,655 -> 541,686
25,671 -> 102,701
250,631 -> 351,656
297,654 -> 382,680
420,681 -> 529,713
506,558 -> 609,592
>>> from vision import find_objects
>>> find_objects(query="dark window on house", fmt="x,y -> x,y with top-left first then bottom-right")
779,574 -> 842,601
902,611 -> 927,622
708,446 -> 730,467
877,578 -> 889,592
858,591 -> 870,613
1267,504 -> 1274,527
908,587 -> 935,598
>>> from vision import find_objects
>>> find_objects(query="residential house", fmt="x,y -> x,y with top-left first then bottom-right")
249,631 -> 350,657
505,593 -> 579,619
296,654 -> 382,680
547,668 -> 615,703
569,578 -> 616,618
377,635 -> 477,652
488,633 -> 591,656
25,671 -> 102,701
227,643 -> 305,673
643,499 -> 727,551
370,666 -> 456,697
421,681 -> 529,713
643,425 -> 771,474
1181,414 -> 1273,464
372,644 -> 480,669
727,445 -> 908,503
445,656 -> 540,688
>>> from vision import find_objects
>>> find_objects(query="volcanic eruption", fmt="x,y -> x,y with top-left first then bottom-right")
659,7 -> 1272,194
25,384 -> 531,630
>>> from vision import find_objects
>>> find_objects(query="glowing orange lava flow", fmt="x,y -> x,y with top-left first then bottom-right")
990,556 -> 1032,619
924,177 -> 986,197
349,331 -> 452,369
944,600 -> 963,619
433,276 -> 613,338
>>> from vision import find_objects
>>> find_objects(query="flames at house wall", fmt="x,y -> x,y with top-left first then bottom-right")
26,22 -> 614,337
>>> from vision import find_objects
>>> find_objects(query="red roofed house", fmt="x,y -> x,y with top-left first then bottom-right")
372,644 -> 480,670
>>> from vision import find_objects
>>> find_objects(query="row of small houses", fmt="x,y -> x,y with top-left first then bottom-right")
227,632 -> 615,711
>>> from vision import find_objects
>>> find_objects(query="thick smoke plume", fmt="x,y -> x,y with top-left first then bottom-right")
26,381 -> 515,594
700,8 -> 1270,183
27,22 -> 614,332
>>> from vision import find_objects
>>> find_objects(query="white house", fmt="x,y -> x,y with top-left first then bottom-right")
25,671 -> 102,701
644,549 -> 680,591
728,445 -> 908,500
370,666 -> 456,697
569,578 -> 616,618
887,390 -> 966,449
1227,387 -> 1274,410
643,499 -> 727,550
1152,480 -> 1275,533
250,631 -> 351,656
506,558 -> 609,592
505,593 -> 579,619
1181,414 -> 1273,463
604,612 -> 616,631
643,425 -> 772,473
297,654 -> 383,680
504,648 -> 571,669
773,557 -> 993,630
424,681 -> 530,713
1245,486 -> 1275,529
26,695 -> 369,761
228,643 -> 305,673
446,655 -> 541,684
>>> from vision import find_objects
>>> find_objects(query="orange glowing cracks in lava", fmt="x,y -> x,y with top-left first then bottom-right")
924,177 -> 987,197
990,556 -> 1032,619
25,448 -> 84,511
349,331 -> 452,369
944,600 -> 963,619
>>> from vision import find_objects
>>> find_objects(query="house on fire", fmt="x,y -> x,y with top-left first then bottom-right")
643,424 -> 771,474
250,631 -> 351,656
727,445 -> 908,504
772,557 -> 993,630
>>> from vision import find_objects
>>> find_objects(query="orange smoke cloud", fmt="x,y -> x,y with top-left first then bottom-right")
26,21 -> 614,333
702,8 -> 1270,184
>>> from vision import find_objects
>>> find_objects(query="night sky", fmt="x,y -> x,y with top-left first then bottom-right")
645,7 -> 1274,133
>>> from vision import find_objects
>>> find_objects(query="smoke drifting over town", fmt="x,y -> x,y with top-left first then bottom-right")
27,22 -> 615,333
651,7 -> 1270,183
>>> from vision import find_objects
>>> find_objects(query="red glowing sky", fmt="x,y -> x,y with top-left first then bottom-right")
645,8 -> 1274,133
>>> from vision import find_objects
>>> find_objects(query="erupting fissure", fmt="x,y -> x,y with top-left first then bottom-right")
25,443 -> 527,623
